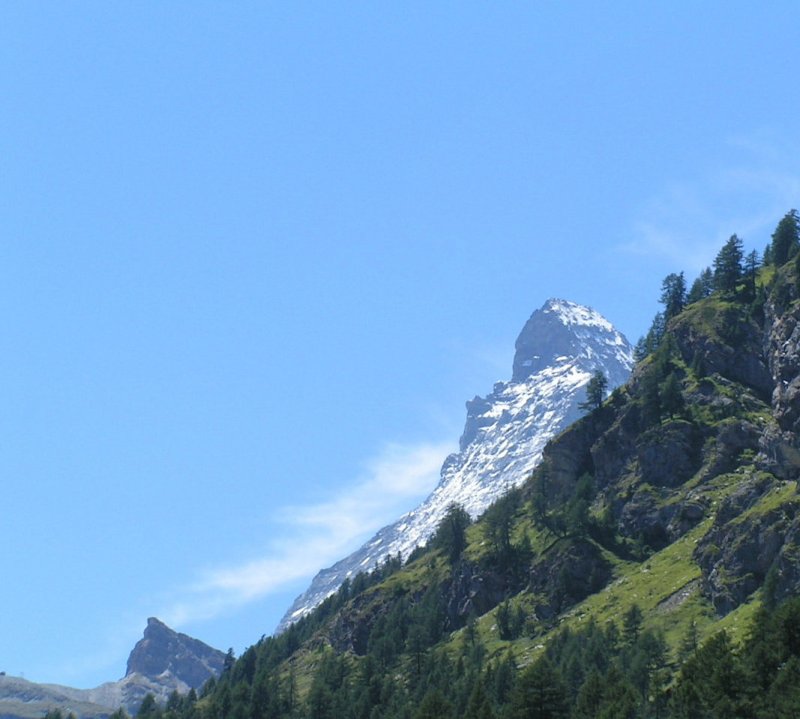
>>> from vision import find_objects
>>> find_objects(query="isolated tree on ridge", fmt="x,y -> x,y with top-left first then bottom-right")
713,234 -> 744,296
660,271 -> 687,320
771,209 -> 800,265
580,370 -> 608,412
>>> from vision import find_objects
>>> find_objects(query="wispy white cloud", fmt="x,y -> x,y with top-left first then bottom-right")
619,133 -> 800,273
157,440 -> 453,628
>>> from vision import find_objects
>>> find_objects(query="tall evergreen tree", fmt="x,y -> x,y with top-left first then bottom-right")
414,688 -> 454,719
770,209 -> 800,265
670,631 -> 746,717
579,370 -> 608,412
622,604 -> 643,646
464,682 -> 495,719
659,372 -> 684,418
508,657 -> 569,719
596,666 -> 639,719
573,670 -> 604,719
660,271 -> 687,320
634,312 -> 667,361
713,234 -> 744,296
483,491 -> 517,564
743,249 -> 760,303
687,267 -> 714,304
434,502 -> 471,564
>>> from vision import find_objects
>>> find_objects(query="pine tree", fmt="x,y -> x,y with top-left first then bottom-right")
597,666 -> 639,719
508,657 -> 569,719
743,249 -> 760,303
433,503 -> 471,564
414,688 -> 454,719
483,492 -> 516,565
763,563 -> 779,612
678,622 -> 699,662
565,473 -> 593,538
490,652 -> 517,706
660,271 -> 687,320
713,234 -> 744,296
770,209 -> 800,265
573,670 -> 604,719
137,695 -> 160,719
579,370 -> 608,412
646,312 -> 666,353
687,267 -> 714,304
671,631 -> 746,717
659,371 -> 684,418
496,600 -> 512,640
622,604 -> 643,646
464,682 -> 495,719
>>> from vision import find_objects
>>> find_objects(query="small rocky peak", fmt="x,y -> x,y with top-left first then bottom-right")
511,298 -> 631,383
125,617 -> 226,689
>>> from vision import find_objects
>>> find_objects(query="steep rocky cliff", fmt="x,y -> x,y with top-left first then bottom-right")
125,618 -> 226,694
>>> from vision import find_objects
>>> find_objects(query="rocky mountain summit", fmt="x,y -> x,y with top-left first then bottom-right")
277,298 -> 634,631
125,618 -> 226,696
0,619 -> 224,719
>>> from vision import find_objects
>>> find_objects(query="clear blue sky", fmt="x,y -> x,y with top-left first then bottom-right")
2,2 -> 799,687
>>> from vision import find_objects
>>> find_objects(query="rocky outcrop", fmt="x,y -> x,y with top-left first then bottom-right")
442,563 -> 518,624
589,401 -> 641,490
617,488 -> 678,550
762,285 -> 800,479
700,418 -> 762,480
528,540 -> 612,618
671,301 -> 772,398
635,420 -> 702,488
695,479 -> 800,614
126,618 -> 225,691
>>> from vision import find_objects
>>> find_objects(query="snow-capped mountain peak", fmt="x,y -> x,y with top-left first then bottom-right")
512,298 -> 631,383
276,298 -> 634,632
542,298 -> 615,330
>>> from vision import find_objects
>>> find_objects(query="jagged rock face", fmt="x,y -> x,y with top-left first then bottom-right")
687,275 -> 800,613
277,299 -> 634,632
528,539 -> 612,617
126,617 -> 226,690
635,420 -> 702,488
442,563 -> 511,625
696,481 -> 799,614
671,302 -> 772,399
762,284 -> 800,478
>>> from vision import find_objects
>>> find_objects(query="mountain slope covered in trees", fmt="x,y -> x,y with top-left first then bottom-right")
95,210 -> 800,717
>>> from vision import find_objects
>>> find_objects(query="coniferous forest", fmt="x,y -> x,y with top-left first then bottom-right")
67,209 -> 800,718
